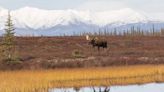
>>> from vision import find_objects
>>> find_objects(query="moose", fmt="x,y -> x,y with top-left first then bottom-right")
86,35 -> 107,50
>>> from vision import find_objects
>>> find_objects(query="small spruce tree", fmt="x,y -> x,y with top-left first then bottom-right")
2,11 -> 17,63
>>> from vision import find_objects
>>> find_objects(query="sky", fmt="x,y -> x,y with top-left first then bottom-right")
0,0 -> 164,20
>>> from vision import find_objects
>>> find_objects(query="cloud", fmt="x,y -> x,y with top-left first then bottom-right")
1,0 -> 164,20
76,0 -> 164,20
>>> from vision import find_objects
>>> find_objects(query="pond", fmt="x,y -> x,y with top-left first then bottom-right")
50,83 -> 164,92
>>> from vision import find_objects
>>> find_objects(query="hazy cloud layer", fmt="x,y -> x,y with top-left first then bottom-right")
77,0 -> 127,11
77,0 -> 164,20
0,0 -> 164,20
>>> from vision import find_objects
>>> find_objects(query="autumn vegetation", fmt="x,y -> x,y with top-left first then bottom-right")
0,11 -> 164,92
0,65 -> 164,92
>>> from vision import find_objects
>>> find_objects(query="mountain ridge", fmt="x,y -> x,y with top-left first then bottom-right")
0,6 -> 164,36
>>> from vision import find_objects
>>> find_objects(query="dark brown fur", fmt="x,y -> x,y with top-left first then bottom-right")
89,37 -> 108,50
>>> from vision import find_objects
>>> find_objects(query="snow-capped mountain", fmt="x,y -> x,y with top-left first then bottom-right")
0,6 -> 164,36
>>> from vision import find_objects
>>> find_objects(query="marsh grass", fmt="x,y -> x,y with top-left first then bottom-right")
1,65 -> 164,92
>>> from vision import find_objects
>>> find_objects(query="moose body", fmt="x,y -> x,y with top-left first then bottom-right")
90,39 -> 107,50
86,35 -> 108,50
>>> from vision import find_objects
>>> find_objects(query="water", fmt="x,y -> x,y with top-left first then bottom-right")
50,83 -> 164,92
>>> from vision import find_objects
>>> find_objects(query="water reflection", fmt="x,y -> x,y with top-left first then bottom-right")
50,83 -> 164,92
50,87 -> 110,92
92,87 -> 110,92
73,87 -> 80,92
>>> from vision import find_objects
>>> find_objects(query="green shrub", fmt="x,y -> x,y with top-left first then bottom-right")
72,49 -> 85,58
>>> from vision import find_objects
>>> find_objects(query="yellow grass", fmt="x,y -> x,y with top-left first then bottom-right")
1,65 -> 164,92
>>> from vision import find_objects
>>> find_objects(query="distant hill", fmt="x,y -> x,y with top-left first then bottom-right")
0,7 -> 164,36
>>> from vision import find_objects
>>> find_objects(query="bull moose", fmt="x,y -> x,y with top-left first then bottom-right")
86,35 -> 107,50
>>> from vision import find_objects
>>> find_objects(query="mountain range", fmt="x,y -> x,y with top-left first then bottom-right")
0,7 -> 164,36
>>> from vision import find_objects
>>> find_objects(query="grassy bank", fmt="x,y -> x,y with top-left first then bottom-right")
0,36 -> 164,69
1,65 -> 164,92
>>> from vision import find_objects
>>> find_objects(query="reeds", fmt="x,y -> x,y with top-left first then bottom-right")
0,65 -> 164,92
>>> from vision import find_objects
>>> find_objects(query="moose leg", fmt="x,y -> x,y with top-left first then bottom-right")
103,47 -> 108,56
98,46 -> 101,55
92,45 -> 96,56
90,45 -> 93,56
90,45 -> 95,56
98,46 -> 100,51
